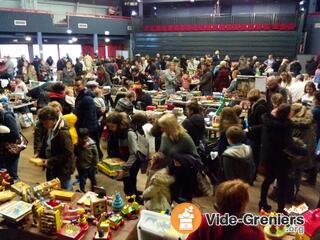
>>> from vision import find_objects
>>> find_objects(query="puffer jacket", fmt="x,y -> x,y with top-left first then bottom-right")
222,144 -> 255,183
291,111 -> 317,167
143,167 -> 175,212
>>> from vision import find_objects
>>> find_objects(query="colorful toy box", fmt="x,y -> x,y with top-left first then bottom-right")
97,158 -> 125,178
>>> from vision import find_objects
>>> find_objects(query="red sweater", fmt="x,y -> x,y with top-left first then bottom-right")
186,216 -> 265,240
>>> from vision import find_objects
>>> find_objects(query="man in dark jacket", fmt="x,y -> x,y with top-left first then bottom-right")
74,58 -> 83,77
199,64 -> 213,96
289,60 -> 302,76
305,57 -> 318,76
182,101 -> 205,147
74,78 -> 101,160
38,106 -> 75,189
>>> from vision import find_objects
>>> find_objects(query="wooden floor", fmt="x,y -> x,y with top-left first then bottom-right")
18,126 -> 319,216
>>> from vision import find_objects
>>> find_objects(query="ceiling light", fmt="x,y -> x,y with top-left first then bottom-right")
72,37 -> 78,42
137,0 -> 141,2
190,0 -> 195,2
105,31 -> 110,35
131,10 -> 137,16
105,38 -> 110,43
25,36 -> 31,41
68,39 -> 73,43
44,39 -> 48,42
301,7 -> 305,11
67,29 -> 72,34
299,1 -> 304,5
13,39 -> 18,43
153,6 -> 157,10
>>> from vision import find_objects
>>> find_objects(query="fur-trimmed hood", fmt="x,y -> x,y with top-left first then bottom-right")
291,110 -> 313,129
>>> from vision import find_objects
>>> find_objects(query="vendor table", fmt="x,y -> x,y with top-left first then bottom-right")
0,193 -> 138,240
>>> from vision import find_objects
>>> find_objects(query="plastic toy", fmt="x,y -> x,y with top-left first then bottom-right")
107,213 -> 124,230
121,195 -> 141,219
63,205 -> 86,222
58,222 -> 88,240
261,211 -> 288,239
0,190 -> 16,203
112,192 -> 124,212
296,208 -> 320,240
0,168 -> 12,184
94,213 -> 112,240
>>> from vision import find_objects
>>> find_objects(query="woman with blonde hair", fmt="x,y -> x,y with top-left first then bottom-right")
158,113 -> 200,201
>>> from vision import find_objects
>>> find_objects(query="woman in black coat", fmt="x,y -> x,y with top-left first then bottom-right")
247,89 -> 268,179
259,104 -> 307,213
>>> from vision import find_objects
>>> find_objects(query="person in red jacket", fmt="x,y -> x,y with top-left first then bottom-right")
214,60 -> 230,92
186,179 -> 265,240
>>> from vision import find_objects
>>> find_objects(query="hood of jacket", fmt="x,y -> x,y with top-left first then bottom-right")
150,168 -> 175,187
63,113 -> 77,126
52,117 -> 70,138
291,111 -> 313,129
222,144 -> 252,160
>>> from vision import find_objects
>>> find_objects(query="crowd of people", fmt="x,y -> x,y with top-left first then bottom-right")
1,50 -> 320,239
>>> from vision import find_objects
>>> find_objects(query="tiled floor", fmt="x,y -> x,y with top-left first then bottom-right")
19,126 -> 319,217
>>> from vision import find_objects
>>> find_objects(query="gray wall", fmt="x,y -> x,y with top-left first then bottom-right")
0,10 -> 130,35
232,2 -> 296,14
305,15 -> 320,55
134,31 -> 299,60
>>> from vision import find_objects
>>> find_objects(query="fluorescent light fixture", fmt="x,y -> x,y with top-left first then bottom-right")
190,0 -> 195,2
13,39 -> 18,43
105,31 -> 110,35
137,0 -> 141,2
299,1 -> 304,5
67,29 -> 72,34
105,38 -> 110,43
68,39 -> 73,43
72,37 -> 78,42
153,6 -> 157,10
131,10 -> 137,16
301,7 -> 305,11
25,36 -> 31,41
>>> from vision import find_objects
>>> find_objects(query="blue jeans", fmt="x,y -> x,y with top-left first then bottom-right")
78,167 -> 97,192
60,176 -> 72,190
0,155 -> 20,180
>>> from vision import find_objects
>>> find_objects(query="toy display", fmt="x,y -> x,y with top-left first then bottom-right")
0,190 -> 16,203
97,158 -> 125,178
112,192 -> 124,212
58,223 -> 88,240
121,195 -> 141,219
0,200 -> 33,222
39,208 -> 62,234
50,190 -> 76,201
94,213 -> 112,240
34,178 -> 61,196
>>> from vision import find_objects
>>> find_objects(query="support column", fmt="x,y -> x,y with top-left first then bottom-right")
93,33 -> 98,56
138,0 -> 143,17
129,33 -> 134,60
37,32 -> 43,59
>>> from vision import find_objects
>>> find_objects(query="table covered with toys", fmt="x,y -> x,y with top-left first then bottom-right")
0,173 -> 142,240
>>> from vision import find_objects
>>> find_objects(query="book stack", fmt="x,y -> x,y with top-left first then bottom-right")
0,200 -> 32,222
